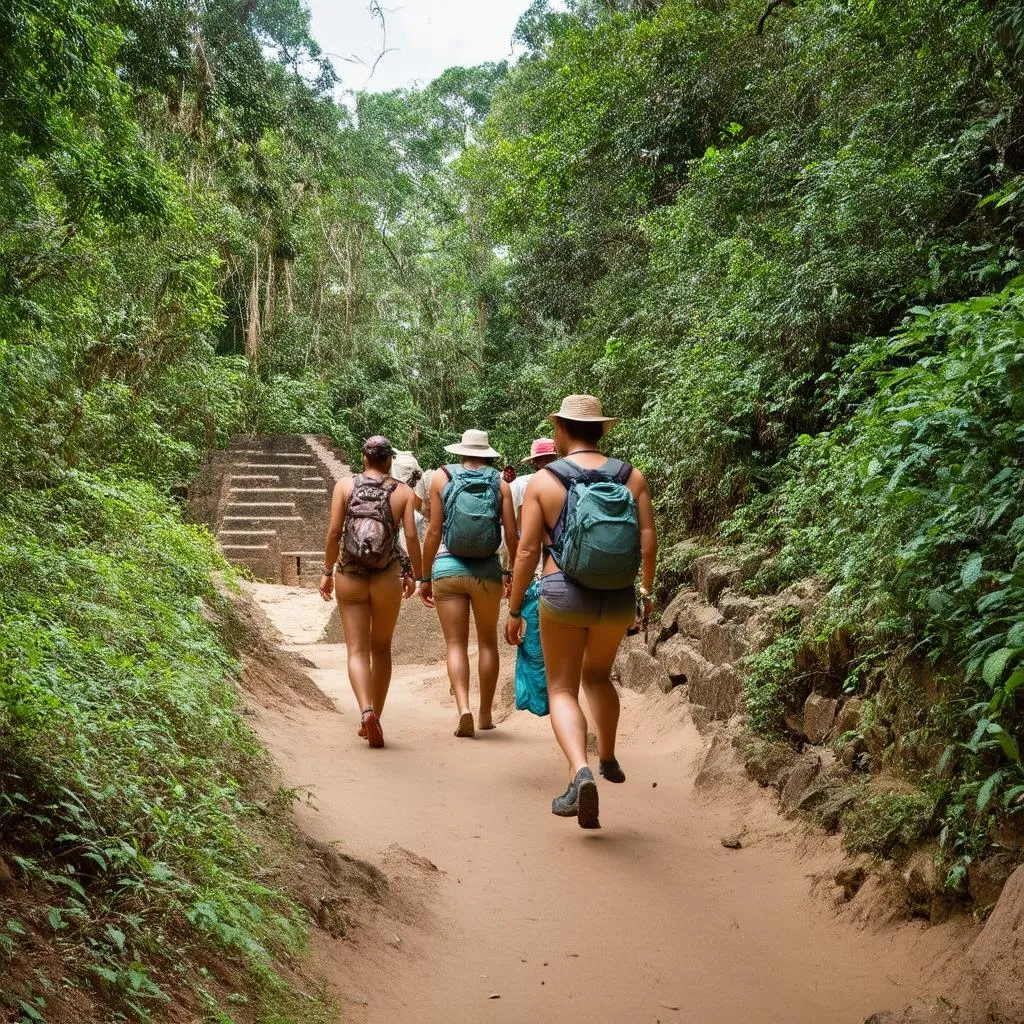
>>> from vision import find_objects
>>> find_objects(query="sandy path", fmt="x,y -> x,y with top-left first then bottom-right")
247,584 -> 968,1024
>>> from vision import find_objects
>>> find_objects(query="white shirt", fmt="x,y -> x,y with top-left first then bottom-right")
510,473 -> 533,517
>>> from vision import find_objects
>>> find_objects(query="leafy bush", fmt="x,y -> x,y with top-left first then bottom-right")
0,473 -> 316,1017
842,791 -> 937,857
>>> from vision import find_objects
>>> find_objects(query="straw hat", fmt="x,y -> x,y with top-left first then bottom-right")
521,437 -> 557,464
548,394 -> 620,432
443,428 -> 501,459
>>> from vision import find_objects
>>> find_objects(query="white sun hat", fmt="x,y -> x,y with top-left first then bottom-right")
443,428 -> 501,459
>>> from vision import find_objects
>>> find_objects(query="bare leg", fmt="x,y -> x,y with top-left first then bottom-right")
539,612 -> 589,775
367,568 -> 403,719
469,581 -> 502,728
581,623 -> 630,762
436,592 -> 471,717
335,573 -> 372,713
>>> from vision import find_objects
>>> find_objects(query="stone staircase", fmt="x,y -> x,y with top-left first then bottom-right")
189,434 -> 350,584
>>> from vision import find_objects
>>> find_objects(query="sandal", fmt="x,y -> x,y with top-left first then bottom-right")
361,709 -> 384,748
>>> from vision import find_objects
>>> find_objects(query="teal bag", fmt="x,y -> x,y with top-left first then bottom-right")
514,581 -> 548,716
548,458 -> 641,591
440,464 -> 502,558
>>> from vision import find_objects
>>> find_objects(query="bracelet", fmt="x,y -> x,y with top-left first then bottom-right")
502,570 -> 513,578
417,577 -> 431,583
637,585 -> 651,598
508,609 -> 523,619
322,569 -> 333,577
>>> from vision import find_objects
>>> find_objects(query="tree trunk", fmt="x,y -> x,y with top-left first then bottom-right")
245,245 -> 261,364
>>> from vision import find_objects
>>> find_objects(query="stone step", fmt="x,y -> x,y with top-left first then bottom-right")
224,501 -> 296,509
221,544 -> 270,551
221,515 -> 303,524
230,474 -> 281,482
228,487 -> 324,495
218,529 -> 276,537
231,457 -> 315,464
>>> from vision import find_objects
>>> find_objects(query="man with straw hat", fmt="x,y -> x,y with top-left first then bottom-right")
420,429 -> 519,738
505,396 -> 658,829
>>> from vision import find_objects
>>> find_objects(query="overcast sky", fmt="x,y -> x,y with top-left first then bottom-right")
307,0 -> 530,94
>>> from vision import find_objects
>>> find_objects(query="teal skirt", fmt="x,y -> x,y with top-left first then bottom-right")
515,580 -> 549,717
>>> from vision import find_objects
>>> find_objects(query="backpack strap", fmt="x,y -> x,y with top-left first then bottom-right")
543,458 -> 585,492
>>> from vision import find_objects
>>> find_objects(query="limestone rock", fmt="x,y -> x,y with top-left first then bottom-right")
619,646 -> 672,694
797,781 -> 856,831
835,697 -> 865,737
700,620 -> 748,665
781,756 -> 822,812
676,598 -> 725,641
864,723 -> 891,756
967,850 -> 1019,910
803,692 -> 839,744
956,864 -> 1024,1024
657,588 -> 696,641
902,846 -> 938,911
691,554 -> 741,604
718,592 -> 761,624
740,737 -> 800,790
689,665 -> 743,724
657,635 -> 714,689
835,865 -> 867,900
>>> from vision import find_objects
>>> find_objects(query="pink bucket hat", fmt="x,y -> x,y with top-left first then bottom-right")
522,437 -> 557,464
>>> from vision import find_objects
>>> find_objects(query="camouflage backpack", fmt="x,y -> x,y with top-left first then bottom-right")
343,475 -> 399,570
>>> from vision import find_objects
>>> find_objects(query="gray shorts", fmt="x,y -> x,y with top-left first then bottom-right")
538,571 -> 635,629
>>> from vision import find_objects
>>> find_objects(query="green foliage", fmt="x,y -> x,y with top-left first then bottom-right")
742,625 -> 802,737
841,791 -> 937,857
0,474 -> 318,1018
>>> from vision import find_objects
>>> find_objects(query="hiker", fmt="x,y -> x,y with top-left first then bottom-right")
505,396 -> 657,828
419,429 -> 519,737
413,468 -> 435,544
320,436 -> 422,749
510,439 -> 558,717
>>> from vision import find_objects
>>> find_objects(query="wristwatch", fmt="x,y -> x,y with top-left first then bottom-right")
508,608 -> 523,619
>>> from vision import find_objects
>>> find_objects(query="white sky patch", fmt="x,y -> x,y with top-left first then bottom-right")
307,0 -> 530,93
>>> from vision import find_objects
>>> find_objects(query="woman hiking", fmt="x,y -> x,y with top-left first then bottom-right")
420,429 -> 519,737
505,396 -> 658,828
320,436 -> 422,748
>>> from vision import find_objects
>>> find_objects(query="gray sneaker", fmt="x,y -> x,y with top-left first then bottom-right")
599,757 -> 626,784
551,767 -> 600,829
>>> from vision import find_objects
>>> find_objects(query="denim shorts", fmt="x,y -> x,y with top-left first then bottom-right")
538,571 -> 635,628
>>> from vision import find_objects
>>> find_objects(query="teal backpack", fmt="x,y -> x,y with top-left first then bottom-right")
440,465 -> 503,558
547,458 -> 641,590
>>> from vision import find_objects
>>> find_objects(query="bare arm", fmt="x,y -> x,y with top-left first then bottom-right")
500,479 -> 518,567
401,485 -> 422,580
320,479 -> 350,600
419,471 -> 446,607
507,477 -> 544,623
633,471 -> 658,598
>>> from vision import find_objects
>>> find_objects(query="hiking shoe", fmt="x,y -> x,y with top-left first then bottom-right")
599,757 -> 626,784
362,711 -> 384,748
552,767 -> 601,829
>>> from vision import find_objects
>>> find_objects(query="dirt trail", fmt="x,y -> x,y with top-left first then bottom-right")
247,583 -> 972,1024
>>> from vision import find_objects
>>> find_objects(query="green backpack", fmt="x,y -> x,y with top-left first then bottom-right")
440,465 -> 502,558
547,458 -> 641,590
